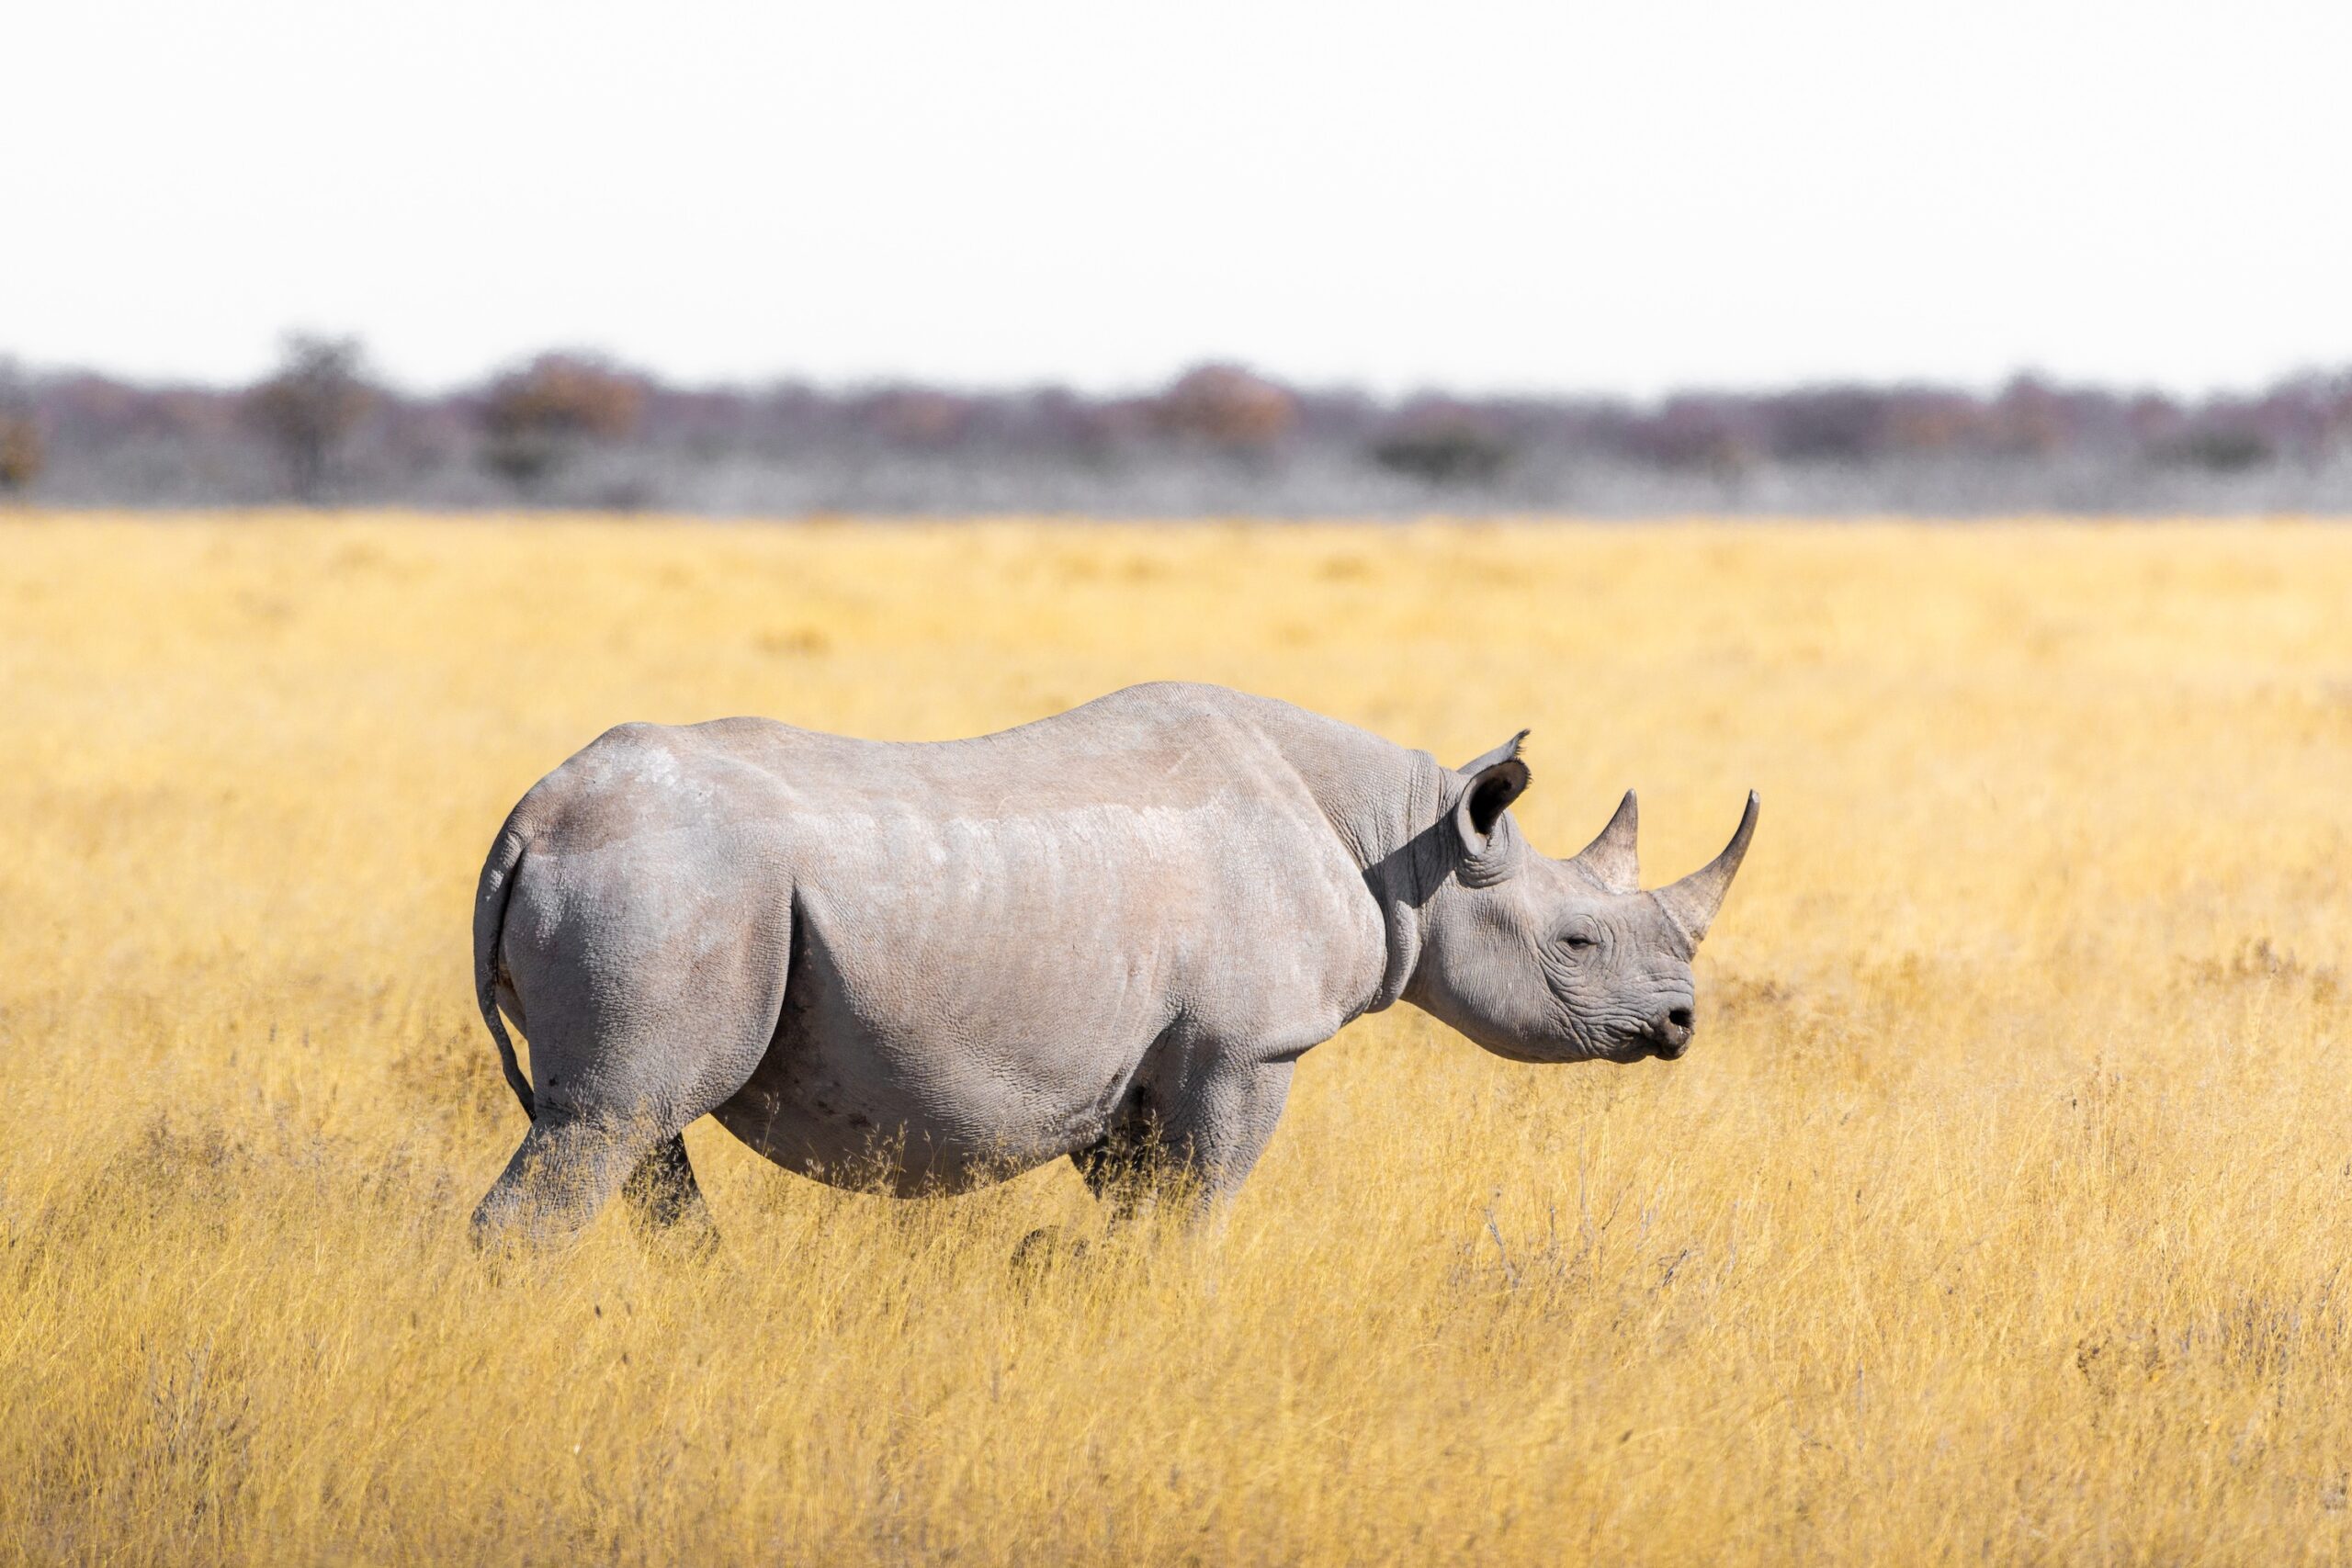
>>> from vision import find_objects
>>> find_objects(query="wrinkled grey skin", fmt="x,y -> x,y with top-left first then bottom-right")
470,682 -> 1757,1244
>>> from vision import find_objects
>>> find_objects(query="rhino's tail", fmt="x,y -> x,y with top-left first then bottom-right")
474,809 -> 535,1121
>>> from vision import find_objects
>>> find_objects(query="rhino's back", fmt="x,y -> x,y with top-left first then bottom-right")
519,681 -> 1365,844
644,681 -> 1341,814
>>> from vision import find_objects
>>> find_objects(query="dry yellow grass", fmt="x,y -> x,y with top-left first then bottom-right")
6,512 -> 2352,1564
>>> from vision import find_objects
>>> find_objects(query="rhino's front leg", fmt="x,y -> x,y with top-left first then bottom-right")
1076,1056 -> 1295,1214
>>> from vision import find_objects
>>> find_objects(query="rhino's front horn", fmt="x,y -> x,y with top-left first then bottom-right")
1653,791 -> 1759,944
1568,789 -> 1640,893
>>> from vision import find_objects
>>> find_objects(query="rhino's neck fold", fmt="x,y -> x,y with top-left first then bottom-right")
1318,748 -> 1454,1018
1230,694 -> 1458,1022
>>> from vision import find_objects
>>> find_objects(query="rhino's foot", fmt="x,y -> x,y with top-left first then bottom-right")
472,1111 -> 675,1252
1009,1224 -> 1091,1278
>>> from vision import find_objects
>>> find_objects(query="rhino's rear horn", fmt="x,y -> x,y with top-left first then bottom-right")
1653,792 -> 1758,944
1568,789 -> 1639,893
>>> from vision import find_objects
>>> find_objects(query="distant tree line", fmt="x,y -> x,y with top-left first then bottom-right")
4,334 -> 2351,515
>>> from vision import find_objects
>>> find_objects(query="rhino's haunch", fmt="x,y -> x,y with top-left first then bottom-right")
469,682 -> 1757,1245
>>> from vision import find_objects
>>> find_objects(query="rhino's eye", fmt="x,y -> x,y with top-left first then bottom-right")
1562,932 -> 1598,953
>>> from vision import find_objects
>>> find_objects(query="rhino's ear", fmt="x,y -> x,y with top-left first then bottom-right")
1457,729 -> 1530,776
1453,755 -> 1531,861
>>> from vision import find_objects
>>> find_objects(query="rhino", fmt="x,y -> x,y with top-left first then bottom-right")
470,682 -> 1757,1244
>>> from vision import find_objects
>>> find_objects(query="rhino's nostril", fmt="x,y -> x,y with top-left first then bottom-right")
1668,1006 -> 1694,1032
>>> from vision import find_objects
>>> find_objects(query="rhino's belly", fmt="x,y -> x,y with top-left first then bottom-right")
709,847 -> 1188,1194
709,1014 -> 1150,1197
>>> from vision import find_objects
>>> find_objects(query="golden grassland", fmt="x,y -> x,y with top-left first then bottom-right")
5,512 -> 2352,1564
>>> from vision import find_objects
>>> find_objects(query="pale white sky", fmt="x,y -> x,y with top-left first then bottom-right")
5,0 -> 2347,397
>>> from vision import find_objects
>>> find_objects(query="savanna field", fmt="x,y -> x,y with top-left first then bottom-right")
7,513 -> 2352,1565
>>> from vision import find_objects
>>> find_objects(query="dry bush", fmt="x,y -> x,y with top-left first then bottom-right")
243,335 -> 375,501
479,354 -> 648,492
0,363 -> 49,494
1153,363 -> 1299,453
0,413 -> 40,491
1370,408 -> 1513,485
4,515 -> 2352,1564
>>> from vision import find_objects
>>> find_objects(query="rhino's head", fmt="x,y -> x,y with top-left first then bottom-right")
1408,732 -> 1757,1066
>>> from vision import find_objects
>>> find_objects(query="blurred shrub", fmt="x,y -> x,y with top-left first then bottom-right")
1880,389 -> 1985,455
1634,397 -> 1759,473
858,389 -> 974,450
2162,427 -> 2273,472
1370,409 -> 1512,485
1153,364 -> 1298,453
479,354 -> 646,492
1765,387 -> 1888,463
0,366 -> 40,492
1989,376 -> 2070,458
0,415 -> 41,491
243,334 -> 375,501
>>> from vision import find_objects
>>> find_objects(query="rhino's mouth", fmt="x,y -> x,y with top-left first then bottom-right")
1602,1035 -> 1688,1066
1469,1027 -> 1688,1067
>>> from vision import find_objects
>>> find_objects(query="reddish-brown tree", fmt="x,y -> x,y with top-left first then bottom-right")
479,354 -> 647,492
1154,364 -> 1298,453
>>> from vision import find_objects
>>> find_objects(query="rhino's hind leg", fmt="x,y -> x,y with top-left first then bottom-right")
620,1133 -> 718,1255
471,1112 -> 666,1249
475,870 -> 790,1249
